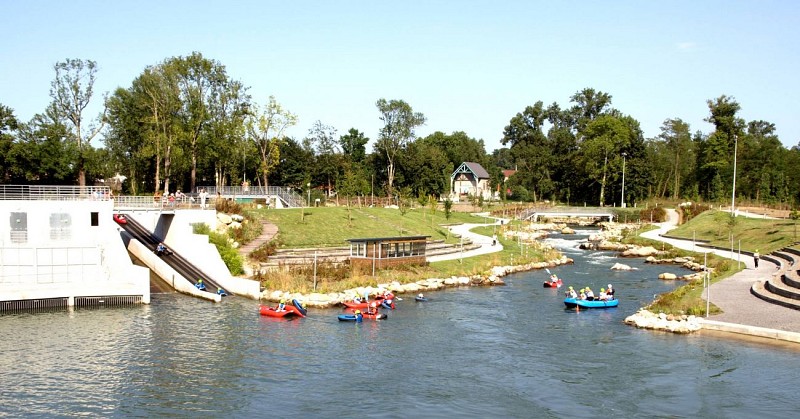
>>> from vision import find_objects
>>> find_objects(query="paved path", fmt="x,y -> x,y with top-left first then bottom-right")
426,215 -> 507,262
237,220 -> 278,257
641,209 -> 800,333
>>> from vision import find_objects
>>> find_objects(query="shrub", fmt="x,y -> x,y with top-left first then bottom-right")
192,223 -> 245,275
639,206 -> 667,223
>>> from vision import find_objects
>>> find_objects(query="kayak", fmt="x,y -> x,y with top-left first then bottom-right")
564,298 -> 618,309
415,296 -> 428,302
291,299 -> 308,316
338,313 -> 387,321
259,305 -> 303,318
543,280 -> 563,288
342,300 -> 377,309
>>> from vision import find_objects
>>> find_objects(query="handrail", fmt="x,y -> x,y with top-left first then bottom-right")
0,185 -> 111,201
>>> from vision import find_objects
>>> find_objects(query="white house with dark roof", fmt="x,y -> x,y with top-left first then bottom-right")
450,162 -> 493,201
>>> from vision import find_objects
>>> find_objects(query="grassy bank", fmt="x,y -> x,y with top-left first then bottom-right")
248,206 -> 561,293
667,209 -> 799,254
248,206 -> 490,248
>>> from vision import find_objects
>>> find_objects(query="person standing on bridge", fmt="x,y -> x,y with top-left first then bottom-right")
199,188 -> 208,209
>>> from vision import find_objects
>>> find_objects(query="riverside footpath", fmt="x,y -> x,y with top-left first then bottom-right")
641,209 -> 800,342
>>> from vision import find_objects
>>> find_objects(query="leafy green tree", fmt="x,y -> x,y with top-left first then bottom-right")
339,128 -> 369,164
656,118 -> 694,199
0,104 -> 19,182
11,107 -> 76,184
375,98 -> 426,195
580,115 -> 630,206
49,58 -> 106,187
246,96 -> 297,191
307,120 -> 341,197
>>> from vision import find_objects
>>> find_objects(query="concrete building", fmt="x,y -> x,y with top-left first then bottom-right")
0,185 -> 150,310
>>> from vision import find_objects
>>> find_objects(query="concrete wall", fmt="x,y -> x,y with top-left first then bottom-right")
0,199 -> 150,305
126,209 -> 260,299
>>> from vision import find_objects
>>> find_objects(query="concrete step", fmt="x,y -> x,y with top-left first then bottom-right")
751,281 -> 800,311
765,275 -> 800,300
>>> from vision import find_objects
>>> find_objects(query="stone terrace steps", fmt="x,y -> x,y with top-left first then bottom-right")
751,247 -> 800,311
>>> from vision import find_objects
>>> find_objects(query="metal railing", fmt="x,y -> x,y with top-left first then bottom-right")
198,186 -> 304,207
0,185 -> 112,201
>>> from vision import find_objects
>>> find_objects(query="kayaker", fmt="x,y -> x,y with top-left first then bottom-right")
607,284 -> 615,298
217,287 -> 227,296
566,286 -> 577,299
549,274 -> 559,284
366,302 -> 379,315
418,293 -> 424,299
598,288 -> 608,301
277,299 -> 286,312
585,287 -> 595,301
353,295 -> 362,304
195,279 -> 205,290
354,310 -> 363,323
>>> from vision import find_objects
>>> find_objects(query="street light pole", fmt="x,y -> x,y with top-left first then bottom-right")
621,152 -> 627,208
307,182 -> 311,207
731,134 -> 738,216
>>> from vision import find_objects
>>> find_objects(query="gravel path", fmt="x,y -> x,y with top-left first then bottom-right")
641,209 -> 800,333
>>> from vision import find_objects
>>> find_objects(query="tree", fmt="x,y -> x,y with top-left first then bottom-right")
0,104 -> 19,182
307,120 -> 340,197
656,118 -> 693,199
580,115 -> 630,206
339,128 -> 369,164
570,88 -> 613,136
168,52 -> 240,192
375,98 -> 426,195
49,58 -> 106,187
246,96 -> 297,191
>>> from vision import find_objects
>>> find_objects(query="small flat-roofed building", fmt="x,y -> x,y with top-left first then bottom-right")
347,236 -> 430,271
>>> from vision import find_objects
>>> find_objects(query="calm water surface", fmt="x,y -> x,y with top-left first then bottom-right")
1,229 -> 798,418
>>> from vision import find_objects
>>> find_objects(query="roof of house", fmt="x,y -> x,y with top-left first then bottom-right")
502,169 -> 517,178
452,162 -> 490,179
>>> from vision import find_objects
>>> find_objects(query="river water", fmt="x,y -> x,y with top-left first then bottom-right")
1,228 -> 798,418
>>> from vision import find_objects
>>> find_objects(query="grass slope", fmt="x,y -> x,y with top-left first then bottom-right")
668,210 -> 800,254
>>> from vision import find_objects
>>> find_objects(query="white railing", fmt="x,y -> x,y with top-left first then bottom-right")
0,185 -> 112,201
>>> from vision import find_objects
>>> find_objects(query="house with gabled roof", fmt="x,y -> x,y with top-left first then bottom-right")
450,162 -> 493,201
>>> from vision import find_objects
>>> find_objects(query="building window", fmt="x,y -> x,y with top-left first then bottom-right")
50,213 -> 72,240
90,212 -> 99,226
9,212 -> 27,244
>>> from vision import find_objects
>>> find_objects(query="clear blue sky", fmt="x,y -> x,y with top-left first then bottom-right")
2,1 -> 799,152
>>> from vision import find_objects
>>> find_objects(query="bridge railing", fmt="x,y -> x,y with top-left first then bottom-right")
198,185 -> 305,207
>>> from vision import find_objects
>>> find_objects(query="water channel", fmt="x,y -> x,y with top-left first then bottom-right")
1,228 -> 798,417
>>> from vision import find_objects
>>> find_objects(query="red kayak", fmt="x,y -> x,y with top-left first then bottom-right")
342,300 -> 380,309
259,305 -> 305,318
543,280 -> 563,288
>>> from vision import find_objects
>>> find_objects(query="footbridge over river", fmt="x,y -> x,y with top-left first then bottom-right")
520,207 -> 615,222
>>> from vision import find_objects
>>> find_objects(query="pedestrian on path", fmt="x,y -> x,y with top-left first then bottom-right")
754,249 -> 760,268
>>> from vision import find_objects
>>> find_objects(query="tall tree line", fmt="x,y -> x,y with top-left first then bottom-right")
1,55 -> 800,209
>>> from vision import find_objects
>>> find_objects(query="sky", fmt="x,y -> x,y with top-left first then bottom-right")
2,1 -> 799,153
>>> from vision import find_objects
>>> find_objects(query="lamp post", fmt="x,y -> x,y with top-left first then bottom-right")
621,152 -> 627,208
731,134 -> 738,217
307,182 -> 311,207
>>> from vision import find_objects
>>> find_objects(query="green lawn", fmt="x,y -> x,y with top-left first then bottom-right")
667,210 -> 800,254
248,205 -> 495,248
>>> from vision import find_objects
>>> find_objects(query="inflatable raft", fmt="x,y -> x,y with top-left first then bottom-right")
564,297 -> 618,309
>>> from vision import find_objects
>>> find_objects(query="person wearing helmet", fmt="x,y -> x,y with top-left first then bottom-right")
566,286 -> 577,299
277,299 -> 286,312
585,287 -> 595,301
195,279 -> 205,290
754,249 -> 760,268
367,302 -> 378,315
354,309 -> 363,323
579,288 -> 586,300
598,288 -> 608,301
607,284 -> 615,298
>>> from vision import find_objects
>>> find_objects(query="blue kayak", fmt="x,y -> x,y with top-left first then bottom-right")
291,299 -> 308,316
338,313 -> 387,321
564,297 -> 618,309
